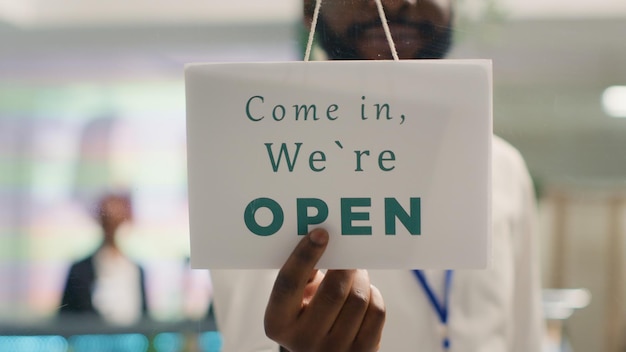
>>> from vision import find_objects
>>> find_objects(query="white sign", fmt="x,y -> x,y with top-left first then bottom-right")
185,60 -> 492,269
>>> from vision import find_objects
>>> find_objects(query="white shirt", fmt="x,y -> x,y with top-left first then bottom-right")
92,246 -> 143,326
210,136 -> 544,352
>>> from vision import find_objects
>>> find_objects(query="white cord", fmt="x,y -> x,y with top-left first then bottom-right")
304,0 -> 323,62
304,0 -> 401,61
374,0 -> 400,61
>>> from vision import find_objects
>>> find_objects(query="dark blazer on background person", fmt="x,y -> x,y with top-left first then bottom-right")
60,253 -> 148,316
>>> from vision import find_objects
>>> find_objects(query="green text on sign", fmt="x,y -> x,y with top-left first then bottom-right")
243,197 -> 421,236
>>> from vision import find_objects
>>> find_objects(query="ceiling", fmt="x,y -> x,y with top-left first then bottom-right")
1,0 -> 625,28
0,0 -> 298,27
0,0 -> 299,27
500,0 -> 626,19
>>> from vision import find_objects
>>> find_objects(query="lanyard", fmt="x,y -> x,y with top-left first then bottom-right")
412,270 -> 454,350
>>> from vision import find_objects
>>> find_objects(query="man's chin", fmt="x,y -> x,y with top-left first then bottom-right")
322,36 -> 448,60
356,46 -> 395,60
354,45 -> 427,61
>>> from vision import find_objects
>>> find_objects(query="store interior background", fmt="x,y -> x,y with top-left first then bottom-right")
1,0 -> 625,351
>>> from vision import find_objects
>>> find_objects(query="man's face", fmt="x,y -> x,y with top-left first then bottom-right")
304,0 -> 453,60
98,195 -> 132,235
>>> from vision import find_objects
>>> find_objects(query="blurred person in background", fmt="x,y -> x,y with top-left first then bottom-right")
210,0 -> 544,351
59,192 -> 148,325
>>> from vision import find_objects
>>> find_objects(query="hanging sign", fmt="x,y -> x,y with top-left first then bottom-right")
185,60 -> 492,269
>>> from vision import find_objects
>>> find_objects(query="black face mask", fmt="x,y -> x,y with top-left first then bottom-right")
315,14 -> 453,60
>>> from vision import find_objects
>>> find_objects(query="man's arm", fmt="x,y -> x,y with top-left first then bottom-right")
509,147 -> 545,352
211,269 -> 281,352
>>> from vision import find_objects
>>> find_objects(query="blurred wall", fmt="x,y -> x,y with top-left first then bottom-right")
1,6 -> 625,352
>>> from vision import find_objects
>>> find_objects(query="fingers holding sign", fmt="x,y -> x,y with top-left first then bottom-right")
264,229 -> 386,352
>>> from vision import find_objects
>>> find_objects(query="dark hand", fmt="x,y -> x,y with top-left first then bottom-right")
264,229 -> 385,352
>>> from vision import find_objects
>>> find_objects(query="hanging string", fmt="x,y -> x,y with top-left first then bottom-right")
304,0 -> 323,62
304,0 -> 402,62
373,0 -> 400,61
